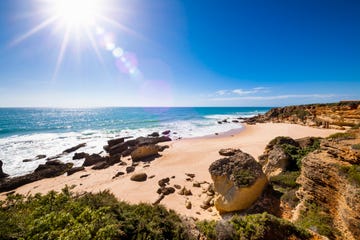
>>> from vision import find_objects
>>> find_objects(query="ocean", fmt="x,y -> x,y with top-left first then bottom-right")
0,107 -> 269,176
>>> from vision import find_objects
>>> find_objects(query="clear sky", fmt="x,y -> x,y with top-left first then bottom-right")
0,0 -> 359,107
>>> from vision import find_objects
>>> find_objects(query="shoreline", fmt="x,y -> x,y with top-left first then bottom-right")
0,123 -> 342,220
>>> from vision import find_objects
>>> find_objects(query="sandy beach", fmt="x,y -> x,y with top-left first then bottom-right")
0,123 -> 341,220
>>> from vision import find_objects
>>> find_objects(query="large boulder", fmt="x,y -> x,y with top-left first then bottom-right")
130,173 -> 147,182
82,154 -> 107,167
0,160 -> 73,192
131,144 -> 159,161
0,160 -> 9,179
209,150 -> 267,213
258,136 -> 299,177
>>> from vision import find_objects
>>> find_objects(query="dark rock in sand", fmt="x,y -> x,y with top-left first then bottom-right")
148,132 -> 160,137
107,137 -> 125,147
131,144 -> 159,161
130,173 -> 147,182
82,154 -> 106,167
153,194 -> 165,205
73,152 -> 89,160
126,166 -> 135,173
162,130 -> 171,135
112,171 -> 125,179
63,143 -> 86,154
157,186 -> 175,195
121,147 -> 136,157
92,161 -> 109,170
157,145 -> 169,152
185,173 -> 195,178
67,166 -> 85,176
107,154 -> 121,165
0,160 -> 9,179
80,174 -> 90,178
109,142 -> 129,156
0,160 -> 73,192
158,177 -> 170,187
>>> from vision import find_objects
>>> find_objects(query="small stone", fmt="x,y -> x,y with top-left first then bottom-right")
174,184 -> 181,189
148,175 -> 155,179
158,177 -> 170,187
185,173 -> 195,178
130,173 -> 147,182
80,174 -> 90,178
126,166 -> 135,173
112,171 -> 125,179
185,200 -> 192,209
196,212 -> 201,215
171,176 -> 175,179
153,194 -> 165,205
193,181 -> 201,187
207,208 -> 213,212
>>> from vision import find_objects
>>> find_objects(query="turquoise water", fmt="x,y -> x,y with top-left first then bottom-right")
0,107 -> 269,176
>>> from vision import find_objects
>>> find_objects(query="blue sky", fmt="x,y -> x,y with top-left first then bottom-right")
0,0 -> 359,107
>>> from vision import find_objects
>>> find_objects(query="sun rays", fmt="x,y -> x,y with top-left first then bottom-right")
10,0 -> 142,82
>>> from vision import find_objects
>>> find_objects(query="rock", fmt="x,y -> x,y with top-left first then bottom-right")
35,154 -> 46,159
107,154 -> 121,165
153,194 -> 165,205
219,148 -> 241,156
109,142 -> 129,156
63,143 -> 86,154
185,173 -> 195,178
131,144 -> 159,161
148,132 -> 160,137
193,181 -> 201,187
130,173 -> 147,182
83,154 -> 107,167
0,160 -> 73,192
80,174 -> 90,178
174,184 -> 181,189
67,166 -> 85,176
92,161 -> 109,170
73,152 -> 89,160
0,160 -> 9,179
185,200 -> 192,209
112,171 -> 125,179
157,186 -> 175,195
162,130 -> 171,135
158,177 -> 170,187
179,187 -> 192,196
22,159 -> 33,163
157,145 -> 169,152
232,120 -> 239,123
148,175 -> 155,179
209,150 -> 267,213
126,166 -> 135,173
107,137 -> 125,148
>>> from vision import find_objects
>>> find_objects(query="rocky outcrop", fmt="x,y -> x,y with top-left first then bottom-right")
244,101 -> 360,129
0,160 -> 73,192
209,149 -> 267,213
131,144 -> 159,161
63,143 -> 86,154
67,166 -> 85,176
294,131 -> 360,239
82,154 -> 107,167
0,160 -> 9,179
73,152 -> 89,160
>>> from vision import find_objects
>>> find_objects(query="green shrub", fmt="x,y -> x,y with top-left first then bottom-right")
351,124 -> 360,129
270,171 -> 300,191
282,138 -> 320,169
233,169 -> 257,187
340,164 -> 360,186
296,203 -> 334,238
231,212 -> 311,240
352,144 -> 360,150
327,132 -> 356,140
196,220 -> 217,239
0,187 -> 190,240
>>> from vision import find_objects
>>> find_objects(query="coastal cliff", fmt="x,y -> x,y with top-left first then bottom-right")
246,101 -> 360,129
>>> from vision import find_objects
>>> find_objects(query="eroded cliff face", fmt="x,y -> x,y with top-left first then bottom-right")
246,101 -> 360,129
294,130 -> 360,240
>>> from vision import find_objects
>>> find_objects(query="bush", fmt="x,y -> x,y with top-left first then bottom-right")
196,220 -> 217,239
270,171 -> 300,190
0,187 -> 190,240
233,169 -> 257,187
230,212 -> 311,240
327,132 -> 356,140
340,164 -> 360,186
352,144 -> 360,150
282,138 -> 320,169
296,203 -> 334,238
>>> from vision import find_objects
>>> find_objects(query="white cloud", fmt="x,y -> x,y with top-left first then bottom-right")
210,94 -> 337,101
215,87 -> 270,96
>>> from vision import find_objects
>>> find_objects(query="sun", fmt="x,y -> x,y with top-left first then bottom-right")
51,0 -> 102,27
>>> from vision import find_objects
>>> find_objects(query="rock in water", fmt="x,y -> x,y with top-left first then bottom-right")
209,149 -> 267,213
130,173 -> 147,182
0,160 -> 9,179
131,144 -> 159,161
63,143 -> 86,154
